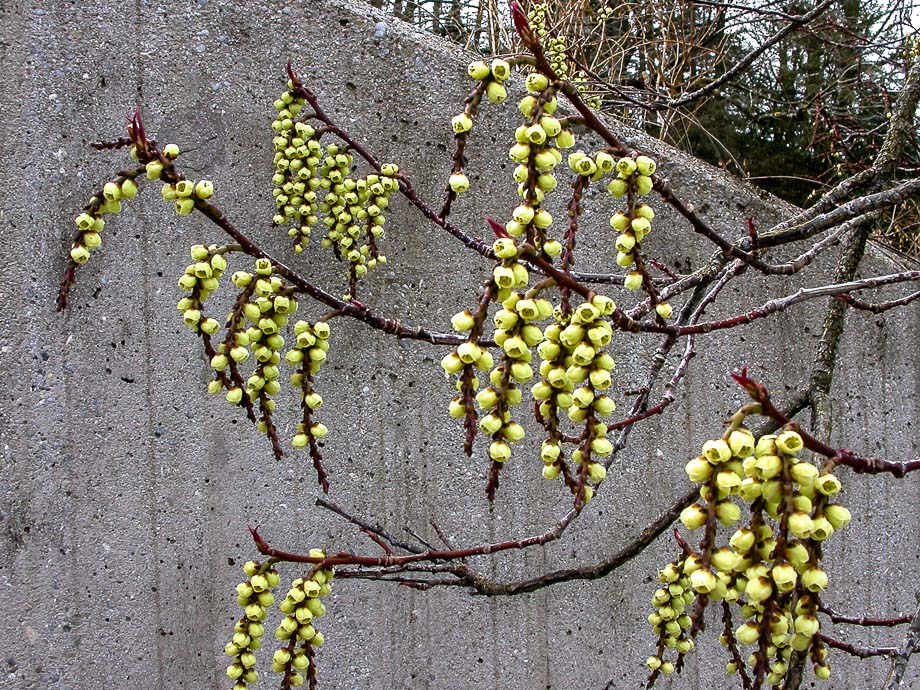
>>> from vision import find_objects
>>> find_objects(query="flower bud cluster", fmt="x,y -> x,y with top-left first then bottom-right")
606,155 -> 657,292
646,558 -> 695,677
176,244 -> 228,335
160,173 -> 214,217
270,89 -> 320,252
466,57 -> 511,104
505,75 -> 568,249
225,560 -> 280,689
654,424 -> 848,686
482,285 -> 553,464
286,321 -> 331,451
319,163 -> 397,289
69,174 -> 139,265
207,260 -> 296,420
533,296 -> 617,493
526,3 -> 601,108
273,551 -> 334,687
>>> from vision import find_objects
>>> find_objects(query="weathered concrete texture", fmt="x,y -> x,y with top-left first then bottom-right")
0,1 -> 918,689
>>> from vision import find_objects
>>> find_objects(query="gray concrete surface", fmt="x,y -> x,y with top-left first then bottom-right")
0,1 -> 917,689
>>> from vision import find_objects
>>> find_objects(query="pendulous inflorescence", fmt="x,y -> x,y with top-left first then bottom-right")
648,410 -> 850,688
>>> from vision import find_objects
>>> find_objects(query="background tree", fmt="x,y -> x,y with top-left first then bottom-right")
369,0 -> 920,255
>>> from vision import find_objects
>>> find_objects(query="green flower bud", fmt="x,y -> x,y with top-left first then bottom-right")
787,511 -> 814,539
702,439 -> 732,463
810,517 -> 834,541
715,470 -> 741,494
451,113 -> 473,134
794,614 -> 819,638
814,473 -> 841,496
555,129 -> 575,148
690,568 -> 717,594
594,151 -> 615,173
70,245 -> 91,264
745,575 -> 772,602
824,504 -> 851,530
727,428 -> 755,458
195,180 -> 214,199
176,198 -> 195,215
451,310 -> 475,332
624,271 -> 643,290
655,303 -> 673,320
163,143 -> 180,159
587,462 -> 606,482
635,175 -> 653,194
715,501 -> 741,525
635,155 -> 656,176
146,160 -> 164,179
771,563 -> 797,592
490,58 -> 510,81
591,436 -> 613,456
525,124 -> 547,145
120,178 -> 138,199
467,61 -> 490,80
533,208 -> 552,229
526,72 -> 549,92
103,181 -> 123,201
449,173 -> 470,193
685,456 -> 713,483
489,441 -> 511,462
532,148 -> 558,171
680,504 -> 708,530
801,566 -> 828,593
503,422 -> 525,442
493,237 -> 519,259
635,204 -> 654,220
755,454 -> 782,480
776,430 -> 804,454
486,81 -> 507,104
593,395 -> 616,416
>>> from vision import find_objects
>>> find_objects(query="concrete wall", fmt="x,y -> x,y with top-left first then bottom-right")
1,1 -> 917,689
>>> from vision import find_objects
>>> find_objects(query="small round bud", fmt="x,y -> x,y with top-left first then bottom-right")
467,61 -> 490,80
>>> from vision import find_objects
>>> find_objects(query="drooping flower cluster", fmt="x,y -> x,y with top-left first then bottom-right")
69,174 -> 140,265
225,561 -> 280,690
649,423 -> 850,687
272,553 -> 335,688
